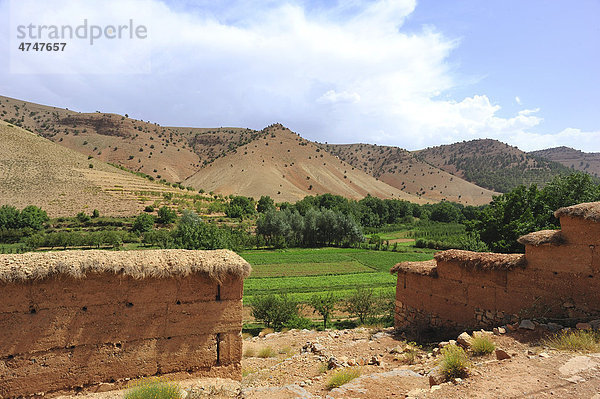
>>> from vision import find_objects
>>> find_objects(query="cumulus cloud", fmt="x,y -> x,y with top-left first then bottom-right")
515,96 -> 522,105
0,0 -> 596,152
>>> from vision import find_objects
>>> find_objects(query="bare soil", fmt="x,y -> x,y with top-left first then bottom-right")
53,326 -> 600,399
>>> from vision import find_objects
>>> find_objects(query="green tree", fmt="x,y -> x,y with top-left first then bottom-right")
345,288 -> 376,324
251,294 -> 299,330
310,293 -> 337,330
76,211 -> 91,223
18,205 -> 48,231
0,205 -> 20,230
92,209 -> 100,218
132,213 -> 155,233
157,206 -> 177,224
257,195 -> 276,213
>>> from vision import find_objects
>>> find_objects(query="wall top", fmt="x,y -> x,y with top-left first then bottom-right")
434,249 -> 526,271
555,201 -> 600,222
517,230 -> 564,247
390,259 -> 437,276
0,249 -> 251,283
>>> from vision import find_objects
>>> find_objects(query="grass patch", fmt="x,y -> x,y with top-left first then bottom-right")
278,346 -> 294,357
318,362 -> 329,374
250,261 -> 372,277
257,346 -> 277,358
439,345 -> 470,381
543,329 -> 600,352
243,347 -> 256,358
471,335 -> 496,356
326,368 -> 361,390
124,377 -> 181,399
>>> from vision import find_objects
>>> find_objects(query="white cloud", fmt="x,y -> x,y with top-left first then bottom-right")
0,0 -> 597,152
317,90 -> 361,104
508,128 -> 600,152
515,96 -> 522,105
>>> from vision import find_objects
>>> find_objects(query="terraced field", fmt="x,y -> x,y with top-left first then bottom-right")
239,247 -> 435,302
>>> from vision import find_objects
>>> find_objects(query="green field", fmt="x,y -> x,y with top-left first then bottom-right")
239,247 -> 435,303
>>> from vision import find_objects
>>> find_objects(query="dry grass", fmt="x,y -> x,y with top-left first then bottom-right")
471,336 -> 496,356
124,377 -> 181,399
555,202 -> 600,222
435,249 -> 527,270
390,259 -> 438,275
0,249 -> 251,283
257,346 -> 277,358
326,368 -> 361,390
543,330 -> 600,352
439,344 -> 470,381
517,230 -> 565,246
243,347 -> 256,358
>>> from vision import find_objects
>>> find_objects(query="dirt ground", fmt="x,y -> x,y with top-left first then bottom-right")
52,325 -> 600,399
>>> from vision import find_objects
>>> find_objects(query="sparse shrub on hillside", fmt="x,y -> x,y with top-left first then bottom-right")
124,377 -> 181,399
326,368 -> 361,390
76,211 -> 91,223
257,346 -> 277,358
439,344 -> 470,380
92,209 -> 100,218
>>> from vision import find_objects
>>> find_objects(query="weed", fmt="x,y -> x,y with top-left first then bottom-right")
257,346 -> 277,358
439,344 -> 470,380
326,368 -> 361,390
243,347 -> 256,358
124,377 -> 181,399
318,362 -> 329,374
471,335 -> 496,356
543,329 -> 600,352
278,346 -> 294,357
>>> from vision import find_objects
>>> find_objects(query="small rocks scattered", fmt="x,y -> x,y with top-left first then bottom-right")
493,327 -> 506,335
576,322 -> 591,330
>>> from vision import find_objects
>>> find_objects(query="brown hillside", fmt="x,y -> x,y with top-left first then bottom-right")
415,139 -> 572,192
185,125 -> 427,203
0,95 -> 262,183
323,143 -> 497,205
0,121 -> 192,217
530,146 -> 600,178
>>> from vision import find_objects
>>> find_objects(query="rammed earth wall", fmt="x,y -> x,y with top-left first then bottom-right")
392,202 -> 600,340
0,249 -> 251,398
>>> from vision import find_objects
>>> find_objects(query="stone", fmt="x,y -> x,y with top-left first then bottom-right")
495,349 -> 511,360
519,320 -> 536,330
576,322 -> 592,330
562,301 -> 575,308
369,356 -> 381,366
539,352 -> 550,358
590,320 -> 600,330
547,322 -> 564,332
456,332 -> 473,348
428,366 -> 445,387
347,358 -> 357,366
493,327 -> 506,335
389,345 -> 405,354
328,357 -> 342,370
438,341 -> 450,348
430,385 -> 441,392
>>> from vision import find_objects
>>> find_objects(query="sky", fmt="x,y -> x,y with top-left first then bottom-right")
1,0 -> 599,151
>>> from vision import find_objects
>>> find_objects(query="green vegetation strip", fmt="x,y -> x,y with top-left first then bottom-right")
250,261 -> 372,278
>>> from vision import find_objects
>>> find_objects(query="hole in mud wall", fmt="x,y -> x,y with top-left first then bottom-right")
81,306 -> 87,312
29,305 -> 37,314
216,284 -> 221,301
216,333 -> 222,364
126,302 -> 133,308
176,300 -> 181,305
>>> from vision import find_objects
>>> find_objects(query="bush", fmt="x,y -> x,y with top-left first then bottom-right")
310,293 -> 337,330
257,346 -> 277,358
124,377 -> 181,399
250,294 -> 299,330
326,368 -> 361,390
471,335 -> 496,355
439,344 -> 470,380
283,314 -> 313,330
76,211 -> 91,223
157,206 -> 177,224
543,330 -> 600,352
132,213 -> 155,233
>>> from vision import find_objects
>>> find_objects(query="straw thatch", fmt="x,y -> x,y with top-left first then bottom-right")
0,249 -> 251,283
517,230 -> 565,246
434,249 -> 527,271
554,202 -> 600,222
390,259 -> 438,276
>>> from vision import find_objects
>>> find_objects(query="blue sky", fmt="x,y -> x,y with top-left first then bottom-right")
1,0 -> 599,151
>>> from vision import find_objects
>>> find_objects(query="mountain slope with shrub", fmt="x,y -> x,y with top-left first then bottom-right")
530,146 -> 600,178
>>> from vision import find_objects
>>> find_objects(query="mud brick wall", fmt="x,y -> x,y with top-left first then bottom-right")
0,250 -> 250,398
393,203 -> 600,338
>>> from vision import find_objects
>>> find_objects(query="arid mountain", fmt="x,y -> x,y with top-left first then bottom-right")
416,139 -> 572,192
0,120 -> 190,217
530,146 -> 600,178
322,143 -> 498,205
185,125 -> 427,203
0,95 -> 261,183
